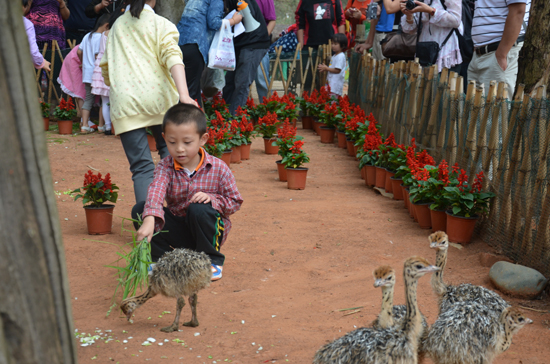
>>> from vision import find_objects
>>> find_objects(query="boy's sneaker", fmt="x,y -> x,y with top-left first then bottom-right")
211,265 -> 222,281
148,263 -> 157,276
104,129 -> 112,136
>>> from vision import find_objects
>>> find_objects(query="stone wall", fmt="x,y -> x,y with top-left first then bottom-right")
156,0 -> 186,24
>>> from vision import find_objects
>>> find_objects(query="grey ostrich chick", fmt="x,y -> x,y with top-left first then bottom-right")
120,248 -> 212,333
370,266 -> 429,361
428,231 -> 509,314
313,257 -> 439,364
424,303 -> 532,364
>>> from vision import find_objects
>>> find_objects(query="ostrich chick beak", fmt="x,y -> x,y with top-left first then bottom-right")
420,265 -> 440,273
526,318 -> 534,324
374,279 -> 384,288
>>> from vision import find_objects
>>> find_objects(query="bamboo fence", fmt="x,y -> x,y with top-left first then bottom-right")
348,51 -> 550,276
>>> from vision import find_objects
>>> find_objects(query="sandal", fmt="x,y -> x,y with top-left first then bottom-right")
211,264 -> 222,281
80,126 -> 94,133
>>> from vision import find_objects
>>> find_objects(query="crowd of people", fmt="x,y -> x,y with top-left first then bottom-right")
23,0 -> 531,282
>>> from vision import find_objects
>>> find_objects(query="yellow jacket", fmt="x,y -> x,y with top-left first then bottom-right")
100,6 -> 183,134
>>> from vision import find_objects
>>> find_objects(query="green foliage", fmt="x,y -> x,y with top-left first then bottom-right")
41,101 -> 50,118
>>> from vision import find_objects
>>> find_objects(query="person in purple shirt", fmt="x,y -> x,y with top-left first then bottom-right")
253,0 -> 276,102
23,0 -> 52,71
26,0 -> 69,49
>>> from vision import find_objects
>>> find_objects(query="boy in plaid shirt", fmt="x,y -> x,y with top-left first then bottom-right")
132,103 -> 243,281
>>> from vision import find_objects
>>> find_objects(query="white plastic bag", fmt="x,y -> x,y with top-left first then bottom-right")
208,19 -> 236,71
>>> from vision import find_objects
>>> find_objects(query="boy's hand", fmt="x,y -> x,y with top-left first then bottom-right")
136,215 -> 155,243
318,63 -> 328,72
190,192 -> 211,204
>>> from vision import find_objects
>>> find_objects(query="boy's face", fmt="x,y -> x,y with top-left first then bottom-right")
162,122 -> 208,169
331,42 -> 342,53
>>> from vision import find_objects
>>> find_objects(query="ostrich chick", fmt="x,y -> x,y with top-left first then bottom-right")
371,265 -> 429,360
429,231 -> 509,314
313,257 -> 439,364
425,304 -> 532,364
120,249 -> 212,333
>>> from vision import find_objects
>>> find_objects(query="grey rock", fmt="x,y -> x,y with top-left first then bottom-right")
489,261 -> 548,299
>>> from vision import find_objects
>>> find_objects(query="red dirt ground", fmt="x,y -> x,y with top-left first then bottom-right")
47,124 -> 550,364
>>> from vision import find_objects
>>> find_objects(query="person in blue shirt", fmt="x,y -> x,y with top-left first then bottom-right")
176,0 -> 242,107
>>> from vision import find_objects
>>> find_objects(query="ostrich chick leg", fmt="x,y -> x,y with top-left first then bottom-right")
161,297 -> 185,333
183,293 -> 199,327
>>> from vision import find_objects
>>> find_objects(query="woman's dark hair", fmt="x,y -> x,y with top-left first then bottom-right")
22,0 -> 32,7
109,7 -> 126,28
130,0 -> 146,18
331,33 -> 348,51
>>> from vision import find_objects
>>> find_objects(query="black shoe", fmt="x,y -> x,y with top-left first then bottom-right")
104,129 -> 112,136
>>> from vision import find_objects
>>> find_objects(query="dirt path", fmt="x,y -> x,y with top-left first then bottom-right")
48,126 -> 549,363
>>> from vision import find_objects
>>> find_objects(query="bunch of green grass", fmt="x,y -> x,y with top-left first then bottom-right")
105,215 -> 154,317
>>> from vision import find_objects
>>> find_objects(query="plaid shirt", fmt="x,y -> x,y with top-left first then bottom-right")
143,149 -> 243,246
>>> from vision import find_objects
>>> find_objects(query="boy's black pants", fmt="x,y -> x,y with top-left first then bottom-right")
132,201 -> 225,266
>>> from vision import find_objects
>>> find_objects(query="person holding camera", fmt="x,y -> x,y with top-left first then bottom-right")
400,0 -> 462,73
354,0 -> 395,61
344,0 -> 370,47
85,0 -> 125,20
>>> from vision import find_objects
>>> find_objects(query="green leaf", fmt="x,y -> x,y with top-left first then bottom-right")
452,206 -> 462,215
464,200 -> 474,209
463,193 -> 474,201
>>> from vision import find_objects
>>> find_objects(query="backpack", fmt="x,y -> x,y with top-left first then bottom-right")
441,0 -> 475,63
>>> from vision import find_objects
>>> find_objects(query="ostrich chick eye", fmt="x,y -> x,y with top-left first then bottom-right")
415,265 -> 423,269
518,318 -> 524,323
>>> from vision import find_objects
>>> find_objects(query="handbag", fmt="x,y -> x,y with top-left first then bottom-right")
415,13 -> 454,67
380,26 -> 417,61
207,20 -> 236,71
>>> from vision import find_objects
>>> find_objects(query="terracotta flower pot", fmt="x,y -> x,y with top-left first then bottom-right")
391,178 -> 403,200
301,115 -> 313,129
353,145 -> 359,160
313,119 -> 323,135
263,137 -> 279,154
336,131 -> 347,148
230,145 -> 242,163
241,143 -> 251,160
147,134 -> 157,152
221,150 -> 232,166
57,119 -> 73,135
276,160 -> 287,182
385,169 -> 395,193
84,205 -> 115,235
319,126 -> 336,143
291,118 -> 297,128
43,117 -> 50,131
446,212 -> 478,244
346,139 -> 355,157
412,202 -> 418,222
375,167 -> 386,188
413,202 -> 432,229
286,167 -> 308,190
430,208 -> 447,233
361,165 -> 366,180
404,187 -> 411,212
365,165 -> 376,187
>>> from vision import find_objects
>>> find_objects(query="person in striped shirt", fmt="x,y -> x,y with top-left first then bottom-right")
133,103 -> 243,281
468,0 -> 530,98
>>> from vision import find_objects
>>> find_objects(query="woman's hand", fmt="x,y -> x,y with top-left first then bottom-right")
180,95 -> 198,107
405,0 -> 435,14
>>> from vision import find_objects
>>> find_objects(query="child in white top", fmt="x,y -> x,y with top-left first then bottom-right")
318,33 -> 348,96
78,14 -> 109,133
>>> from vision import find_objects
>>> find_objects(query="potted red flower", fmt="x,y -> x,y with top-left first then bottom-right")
442,170 -> 495,244
282,139 -> 310,190
235,111 -> 255,160
41,101 -> 51,131
256,111 -> 280,154
274,119 -> 300,182
71,170 -> 119,234
53,97 -> 77,135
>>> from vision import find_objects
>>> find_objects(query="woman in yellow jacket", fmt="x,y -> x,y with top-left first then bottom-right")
101,0 -> 197,203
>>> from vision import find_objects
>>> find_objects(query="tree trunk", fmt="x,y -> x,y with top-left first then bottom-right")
0,2 -> 77,363
516,0 -> 550,95
156,0 -> 186,24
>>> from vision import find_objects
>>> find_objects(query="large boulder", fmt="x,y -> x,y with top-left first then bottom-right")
489,261 -> 548,299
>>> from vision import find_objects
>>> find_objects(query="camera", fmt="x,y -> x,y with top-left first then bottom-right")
405,0 -> 420,10
365,1 -> 378,20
